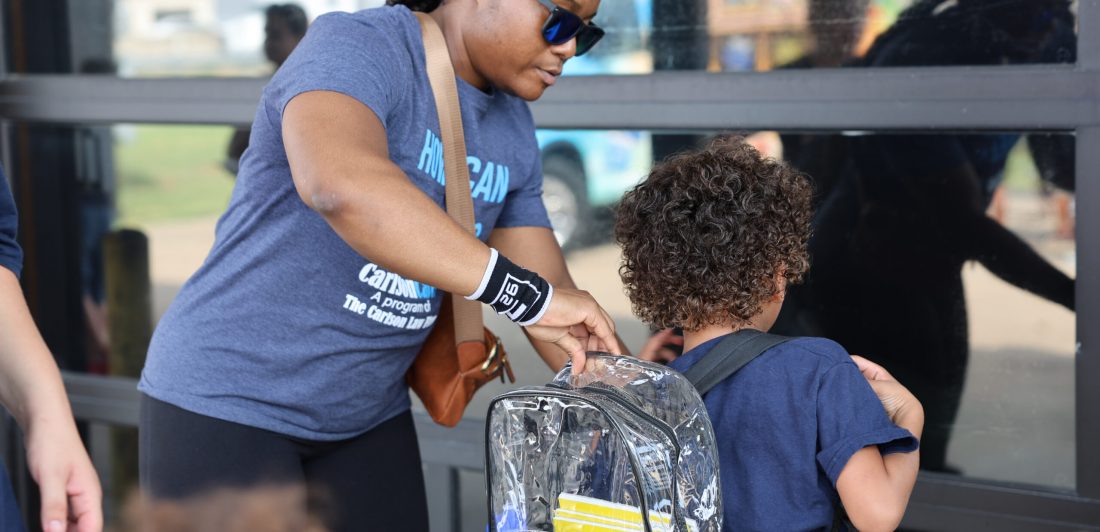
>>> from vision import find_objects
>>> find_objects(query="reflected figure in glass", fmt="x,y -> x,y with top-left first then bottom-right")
775,0 -> 1077,474
226,4 -> 310,175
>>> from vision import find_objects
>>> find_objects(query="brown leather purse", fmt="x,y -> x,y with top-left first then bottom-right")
406,12 -> 515,428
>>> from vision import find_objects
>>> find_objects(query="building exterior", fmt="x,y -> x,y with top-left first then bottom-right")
1,0 -> 1098,530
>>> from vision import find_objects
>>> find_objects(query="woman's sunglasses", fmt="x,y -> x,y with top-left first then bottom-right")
534,0 -> 604,56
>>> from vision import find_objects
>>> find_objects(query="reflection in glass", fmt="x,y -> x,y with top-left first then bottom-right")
772,130 -> 1076,489
567,0 -> 1078,75
8,122 -> 1078,529
40,0 -> 1078,79
225,4 -> 310,173
111,125 -> 237,321
71,1 -> 385,78
528,128 -> 1076,489
11,123 -> 237,372
77,121 -> 116,375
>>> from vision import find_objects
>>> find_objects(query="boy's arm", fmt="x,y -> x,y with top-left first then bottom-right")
836,357 -> 925,532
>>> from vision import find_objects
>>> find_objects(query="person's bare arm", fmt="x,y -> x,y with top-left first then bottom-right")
0,268 -> 102,532
635,328 -> 684,364
488,226 -> 623,372
835,356 -> 924,532
283,91 -> 492,295
282,91 -> 619,360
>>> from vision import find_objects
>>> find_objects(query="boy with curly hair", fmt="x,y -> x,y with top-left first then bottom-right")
616,136 -> 924,531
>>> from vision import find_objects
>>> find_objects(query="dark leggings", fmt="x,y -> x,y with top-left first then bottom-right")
139,395 -> 429,532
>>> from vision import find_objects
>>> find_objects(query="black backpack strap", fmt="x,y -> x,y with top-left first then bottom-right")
684,329 -> 794,395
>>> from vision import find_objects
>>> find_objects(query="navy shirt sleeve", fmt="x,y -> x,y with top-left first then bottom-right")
815,359 -> 919,485
0,170 -> 23,278
270,10 -> 413,126
0,461 -> 27,532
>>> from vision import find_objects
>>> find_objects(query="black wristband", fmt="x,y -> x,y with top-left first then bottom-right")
466,249 -> 554,326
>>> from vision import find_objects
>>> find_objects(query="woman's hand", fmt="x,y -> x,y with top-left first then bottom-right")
851,355 -> 923,427
637,328 -> 683,363
25,415 -> 102,532
525,288 -> 619,373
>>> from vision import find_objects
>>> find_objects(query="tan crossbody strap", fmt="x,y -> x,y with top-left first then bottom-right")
416,12 -> 485,344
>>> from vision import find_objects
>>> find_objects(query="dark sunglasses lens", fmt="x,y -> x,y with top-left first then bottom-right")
575,25 -> 604,56
543,9 -> 583,44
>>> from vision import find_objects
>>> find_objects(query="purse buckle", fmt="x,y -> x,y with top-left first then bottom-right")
480,336 -> 513,383
480,338 -> 501,375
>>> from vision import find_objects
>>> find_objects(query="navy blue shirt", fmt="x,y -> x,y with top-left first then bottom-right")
1,172 -> 26,532
0,169 -> 23,278
0,462 -> 25,532
669,335 -> 918,531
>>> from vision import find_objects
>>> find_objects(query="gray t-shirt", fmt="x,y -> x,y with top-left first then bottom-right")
140,5 -> 551,440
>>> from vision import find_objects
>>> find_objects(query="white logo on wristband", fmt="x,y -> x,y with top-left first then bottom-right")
493,274 -> 541,321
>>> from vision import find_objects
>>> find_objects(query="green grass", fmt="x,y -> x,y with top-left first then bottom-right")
114,125 -> 237,226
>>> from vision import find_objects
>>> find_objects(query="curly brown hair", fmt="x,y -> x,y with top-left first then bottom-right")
615,136 -> 813,331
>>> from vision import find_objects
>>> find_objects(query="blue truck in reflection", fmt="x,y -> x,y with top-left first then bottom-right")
535,0 -> 652,249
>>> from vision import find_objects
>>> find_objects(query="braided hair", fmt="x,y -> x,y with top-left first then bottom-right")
386,0 -> 443,12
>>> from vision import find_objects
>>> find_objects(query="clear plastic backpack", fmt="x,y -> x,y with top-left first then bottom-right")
486,353 -> 723,532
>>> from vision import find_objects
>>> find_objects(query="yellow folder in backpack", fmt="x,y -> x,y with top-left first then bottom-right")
553,493 -> 673,531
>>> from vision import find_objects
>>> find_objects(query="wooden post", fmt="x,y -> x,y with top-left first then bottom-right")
103,228 -> 152,512
104,229 -> 152,379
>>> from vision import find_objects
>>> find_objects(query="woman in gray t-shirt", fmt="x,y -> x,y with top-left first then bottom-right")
138,1 -> 614,529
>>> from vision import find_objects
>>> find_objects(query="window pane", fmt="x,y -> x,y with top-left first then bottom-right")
7,123 -> 1076,522
433,129 -> 1077,527
495,129 -> 1075,490
779,130 -> 1075,489
100,126 -> 1091,492
6,123 -> 236,376
587,0 -> 1078,73
35,0 -> 1080,78
66,1 -> 388,77
112,124 -> 237,322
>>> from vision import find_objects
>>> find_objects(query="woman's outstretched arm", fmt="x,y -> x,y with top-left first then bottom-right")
282,90 -> 619,363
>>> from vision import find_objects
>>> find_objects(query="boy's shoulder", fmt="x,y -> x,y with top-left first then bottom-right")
765,335 -> 852,370
674,333 -> 852,376
674,334 -> 856,394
